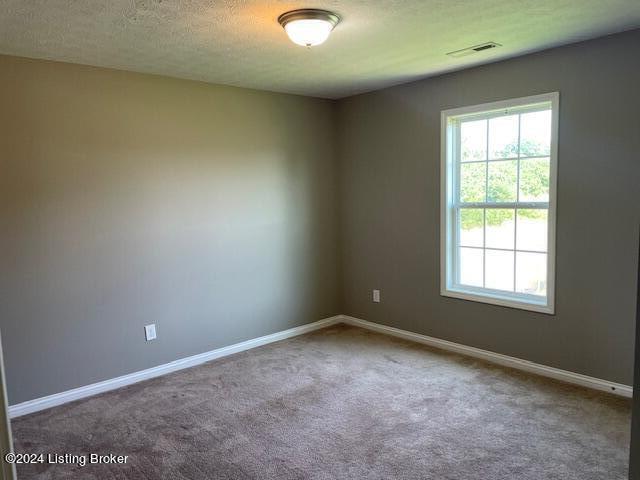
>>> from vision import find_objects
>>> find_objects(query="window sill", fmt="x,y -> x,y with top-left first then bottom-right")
441,287 -> 554,315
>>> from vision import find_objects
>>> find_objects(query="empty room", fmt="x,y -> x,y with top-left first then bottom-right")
1,1 -> 640,479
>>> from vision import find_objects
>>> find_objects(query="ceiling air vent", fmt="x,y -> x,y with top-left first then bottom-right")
446,42 -> 501,58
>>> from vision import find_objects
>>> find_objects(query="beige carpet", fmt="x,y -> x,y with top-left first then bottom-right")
12,324 -> 631,479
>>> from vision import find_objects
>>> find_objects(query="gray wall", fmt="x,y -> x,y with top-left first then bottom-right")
1,29 -> 638,405
0,55 -> 339,404
630,234 -> 640,478
337,29 -> 640,385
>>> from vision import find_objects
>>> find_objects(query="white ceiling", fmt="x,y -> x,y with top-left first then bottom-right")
1,1 -> 639,99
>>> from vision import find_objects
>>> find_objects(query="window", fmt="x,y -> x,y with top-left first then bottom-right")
440,93 -> 558,314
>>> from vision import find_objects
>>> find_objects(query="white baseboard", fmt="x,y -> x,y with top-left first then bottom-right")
9,316 -> 342,418
340,315 -> 633,398
9,313 -> 631,418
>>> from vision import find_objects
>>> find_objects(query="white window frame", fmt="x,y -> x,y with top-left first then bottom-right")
440,92 -> 559,314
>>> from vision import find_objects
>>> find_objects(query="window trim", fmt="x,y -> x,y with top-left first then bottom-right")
440,92 -> 559,315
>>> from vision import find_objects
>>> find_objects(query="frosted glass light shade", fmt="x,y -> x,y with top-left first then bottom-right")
278,9 -> 340,47
284,19 -> 333,46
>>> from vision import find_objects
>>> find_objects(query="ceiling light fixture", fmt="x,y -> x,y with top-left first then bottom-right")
278,9 -> 340,47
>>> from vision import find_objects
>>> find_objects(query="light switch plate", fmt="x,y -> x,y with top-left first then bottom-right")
373,289 -> 380,303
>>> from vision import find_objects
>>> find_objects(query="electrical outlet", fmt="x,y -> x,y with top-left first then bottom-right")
144,324 -> 157,341
372,289 -> 381,303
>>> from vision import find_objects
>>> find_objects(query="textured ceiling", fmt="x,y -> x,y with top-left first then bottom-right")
1,1 -> 639,99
